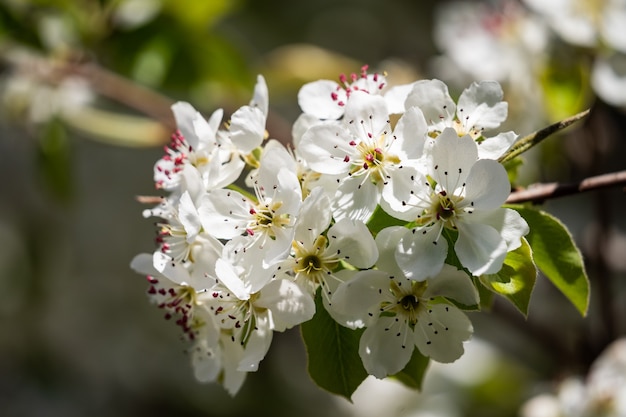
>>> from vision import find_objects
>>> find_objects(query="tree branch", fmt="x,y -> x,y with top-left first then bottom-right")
506,170 -> 626,204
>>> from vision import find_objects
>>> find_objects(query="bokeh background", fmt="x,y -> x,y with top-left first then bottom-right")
1,0 -> 625,416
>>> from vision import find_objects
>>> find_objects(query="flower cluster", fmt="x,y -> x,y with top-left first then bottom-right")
132,66 -> 529,395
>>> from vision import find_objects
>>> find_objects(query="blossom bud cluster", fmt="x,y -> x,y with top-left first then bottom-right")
131,66 -> 529,394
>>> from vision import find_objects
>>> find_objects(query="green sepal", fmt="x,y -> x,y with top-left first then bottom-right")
511,206 -> 590,316
391,348 -> 430,390
479,238 -> 537,317
300,291 -> 368,401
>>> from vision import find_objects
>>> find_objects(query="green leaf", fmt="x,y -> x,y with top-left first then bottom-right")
512,206 -> 590,316
479,238 -> 537,317
392,348 -> 429,390
498,109 -> 590,164
366,204 -> 407,235
300,292 -> 368,401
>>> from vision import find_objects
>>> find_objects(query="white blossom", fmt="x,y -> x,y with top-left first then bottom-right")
391,128 -> 528,279
332,226 -> 478,378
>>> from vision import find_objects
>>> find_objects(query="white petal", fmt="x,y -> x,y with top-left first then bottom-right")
404,79 -> 456,127
256,279 -> 316,331
130,253 -> 158,276
425,264 -> 479,306
180,164 -> 204,202
466,208 -> 529,251
343,91 -> 390,137
152,251 -> 190,285
198,189 -> 249,239
455,222 -> 508,276
592,53 -> 626,107
171,101 -> 200,147
326,218 -> 378,268
274,167 -> 302,216
229,105 -> 266,154
430,129 -> 477,192
295,187 -> 332,244
258,139 -> 297,175
373,226 -> 410,276
250,74 -> 269,116
477,131 -> 517,160
219,338 -> 248,396
414,303 -> 473,363
193,108 -> 222,144
215,258 -> 250,300
298,124 -> 355,174
298,80 -> 345,120
332,176 -> 379,222
331,270 -> 391,328
391,106 -> 428,159
191,341 -> 221,383
384,83 -> 415,114
292,113 -> 331,146
381,165 -> 423,217
396,225 -> 447,281
178,191 -> 201,242
463,159 -> 510,210
457,81 -> 508,131
603,7 -> 626,53
359,316 -> 414,378
237,313 -> 273,372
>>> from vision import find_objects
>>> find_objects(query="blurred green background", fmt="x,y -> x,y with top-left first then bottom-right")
1,0 -> 625,416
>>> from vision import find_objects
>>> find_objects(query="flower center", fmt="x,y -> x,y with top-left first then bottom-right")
292,236 -> 340,286
350,139 -> 400,183
248,201 -> 290,237
387,280 -> 428,325
415,190 -> 466,229
147,278 -> 199,339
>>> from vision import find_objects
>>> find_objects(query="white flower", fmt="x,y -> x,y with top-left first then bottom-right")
592,52 -> 626,107
298,90 -> 428,222
154,102 -> 244,192
297,65 -> 395,120
216,74 -> 269,167
433,1 -> 549,83
523,0 -> 626,52
198,141 -> 302,265
521,338 -> 626,417
275,187 -> 379,311
391,128 -> 528,279
206,253 -> 315,374
332,226 -> 478,378
405,79 -> 517,160
130,251 -> 221,343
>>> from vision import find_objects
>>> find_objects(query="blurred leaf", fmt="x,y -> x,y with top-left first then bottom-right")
392,348 -> 429,390
541,57 -> 591,122
131,35 -> 173,86
37,118 -> 73,201
162,0 -> 238,32
480,238 -> 537,317
300,292 -> 368,401
64,107 -> 169,147
512,206 -> 590,316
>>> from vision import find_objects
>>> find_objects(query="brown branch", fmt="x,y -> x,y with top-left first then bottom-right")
1,44 -> 177,130
506,170 -> 626,204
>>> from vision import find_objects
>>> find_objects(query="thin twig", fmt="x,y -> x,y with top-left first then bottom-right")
506,170 -> 626,204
